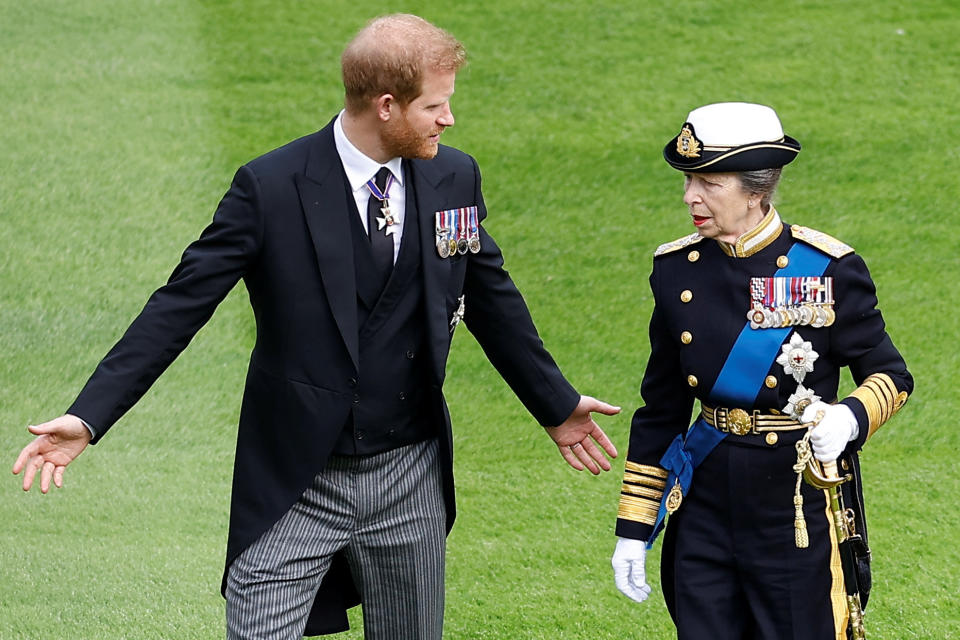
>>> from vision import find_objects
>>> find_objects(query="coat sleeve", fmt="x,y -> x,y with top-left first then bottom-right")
459,156 -> 579,428
68,165 -> 264,442
830,253 -> 913,450
615,260 -> 695,541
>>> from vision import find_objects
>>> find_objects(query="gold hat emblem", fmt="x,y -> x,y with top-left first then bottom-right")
677,125 -> 701,158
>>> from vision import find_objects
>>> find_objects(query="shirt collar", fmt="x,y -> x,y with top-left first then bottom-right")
717,207 -> 783,258
333,110 -> 404,192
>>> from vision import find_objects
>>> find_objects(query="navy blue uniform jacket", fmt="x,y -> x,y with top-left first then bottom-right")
615,211 -> 913,542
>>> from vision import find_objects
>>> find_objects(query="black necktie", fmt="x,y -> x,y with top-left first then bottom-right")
367,167 -> 395,285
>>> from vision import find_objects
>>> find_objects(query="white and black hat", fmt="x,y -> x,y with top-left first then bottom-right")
663,102 -> 801,172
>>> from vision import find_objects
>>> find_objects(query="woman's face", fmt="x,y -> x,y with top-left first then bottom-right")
682,172 -> 761,243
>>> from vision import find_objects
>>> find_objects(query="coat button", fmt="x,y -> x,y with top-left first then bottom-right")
347,377 -> 358,388
765,432 -> 779,445
352,394 -> 360,405
680,290 -> 693,303
680,331 -> 692,344
764,375 -> 778,388
687,250 -> 700,263
356,430 -> 365,440
398,392 -> 406,400
777,255 -> 789,268
406,350 -> 415,359
687,375 -> 698,387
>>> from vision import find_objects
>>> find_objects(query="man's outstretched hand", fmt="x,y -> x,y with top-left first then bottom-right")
12,415 -> 91,493
545,395 -> 620,474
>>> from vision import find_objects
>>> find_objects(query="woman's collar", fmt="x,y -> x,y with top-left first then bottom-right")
717,208 -> 782,258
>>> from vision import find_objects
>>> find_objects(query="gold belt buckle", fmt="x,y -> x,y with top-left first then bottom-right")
727,408 -> 753,435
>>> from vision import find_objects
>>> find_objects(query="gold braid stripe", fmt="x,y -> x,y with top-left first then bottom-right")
623,472 -> 667,490
823,490 -> 849,638
621,484 -> 664,501
847,373 -> 909,441
624,461 -> 668,478
617,495 -> 659,525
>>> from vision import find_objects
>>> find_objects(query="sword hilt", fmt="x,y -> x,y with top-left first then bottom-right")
822,460 -> 839,480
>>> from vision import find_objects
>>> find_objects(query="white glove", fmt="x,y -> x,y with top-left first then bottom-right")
802,401 -> 859,462
611,537 -> 651,603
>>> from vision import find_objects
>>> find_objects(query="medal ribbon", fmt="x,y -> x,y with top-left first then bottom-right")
435,206 -> 481,257
365,172 -> 394,202
758,275 -> 835,310
468,207 -> 479,246
750,278 -> 763,305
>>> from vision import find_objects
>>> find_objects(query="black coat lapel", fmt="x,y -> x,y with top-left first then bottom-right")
409,157 -> 455,381
296,124 -> 359,371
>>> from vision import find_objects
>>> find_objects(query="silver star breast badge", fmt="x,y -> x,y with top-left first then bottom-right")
776,332 -> 819,383
783,384 -> 821,421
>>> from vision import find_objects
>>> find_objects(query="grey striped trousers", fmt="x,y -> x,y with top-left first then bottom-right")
226,438 -> 446,639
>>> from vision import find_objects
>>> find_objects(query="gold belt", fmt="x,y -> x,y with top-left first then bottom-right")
702,405 -> 804,436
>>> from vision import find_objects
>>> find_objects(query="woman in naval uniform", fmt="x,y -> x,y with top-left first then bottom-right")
609,102 -> 912,640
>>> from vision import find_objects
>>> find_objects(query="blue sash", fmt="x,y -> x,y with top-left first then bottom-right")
648,241 -> 831,546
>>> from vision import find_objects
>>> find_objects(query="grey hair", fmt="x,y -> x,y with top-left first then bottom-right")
737,168 -> 782,210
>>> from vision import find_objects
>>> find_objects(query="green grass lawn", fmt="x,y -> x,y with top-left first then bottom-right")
2,1 -> 958,638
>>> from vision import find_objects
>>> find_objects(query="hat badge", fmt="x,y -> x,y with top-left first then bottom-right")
677,124 -> 701,158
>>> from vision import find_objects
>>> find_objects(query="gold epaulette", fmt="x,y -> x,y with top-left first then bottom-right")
617,461 -> 667,526
847,373 -> 909,441
654,232 -> 704,257
790,225 -> 854,259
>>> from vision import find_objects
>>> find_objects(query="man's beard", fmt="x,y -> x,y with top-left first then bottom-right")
382,114 -> 440,160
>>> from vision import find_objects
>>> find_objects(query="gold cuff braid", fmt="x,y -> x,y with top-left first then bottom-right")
617,494 -> 659,525
625,461 -> 668,478
847,373 -> 909,440
619,460 -> 667,525
621,483 -> 663,501
623,472 -> 667,490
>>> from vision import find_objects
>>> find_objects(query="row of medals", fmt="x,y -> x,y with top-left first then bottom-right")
436,229 -> 480,258
748,303 -> 835,330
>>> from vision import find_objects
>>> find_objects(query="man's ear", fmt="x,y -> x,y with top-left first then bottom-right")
376,94 -> 394,122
